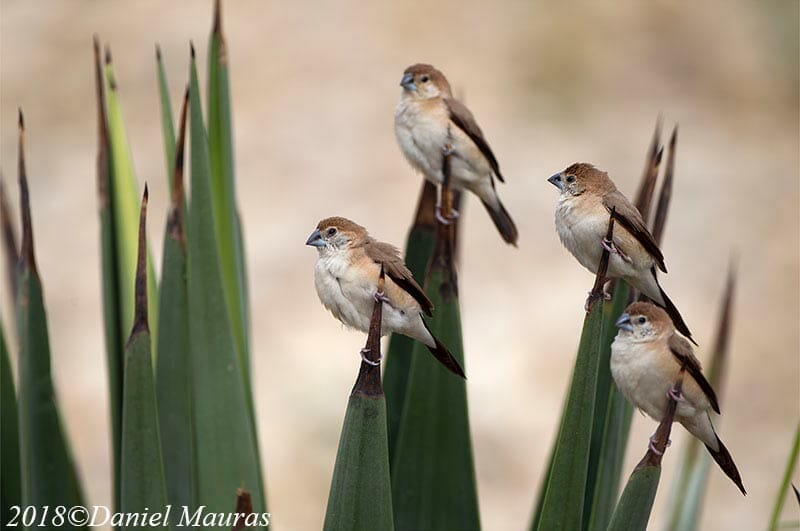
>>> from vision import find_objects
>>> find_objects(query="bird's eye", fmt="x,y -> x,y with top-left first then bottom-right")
420,75 -> 429,83
566,175 -> 576,183
637,316 -> 647,324
327,227 -> 337,236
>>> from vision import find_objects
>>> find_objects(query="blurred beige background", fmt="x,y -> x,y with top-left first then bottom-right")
1,1 -> 798,529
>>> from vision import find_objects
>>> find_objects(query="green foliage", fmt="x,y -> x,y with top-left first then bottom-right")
607,466 -> 661,531
1,322 -> 21,526
769,422 -> 800,531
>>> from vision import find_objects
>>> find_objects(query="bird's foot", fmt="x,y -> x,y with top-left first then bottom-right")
584,287 -> 606,312
667,387 -> 684,402
601,238 -> 633,264
373,290 -> 391,304
602,279 -> 614,300
435,204 -> 458,225
360,348 -> 381,366
441,143 -> 455,157
648,435 -> 670,456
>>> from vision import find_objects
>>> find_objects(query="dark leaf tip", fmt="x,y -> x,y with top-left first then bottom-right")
190,41 -> 196,59
155,43 -> 162,60
213,0 -> 222,34
104,44 -> 112,65
129,186 -> 150,339
17,109 -> 24,130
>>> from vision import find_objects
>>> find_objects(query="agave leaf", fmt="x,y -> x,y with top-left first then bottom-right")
155,44 -> 176,189
324,268 -> 394,531
769,422 -> 800,531
15,111 -> 84,511
187,51 -> 265,520
103,45 -> 159,349
663,259 -> 735,531
120,188 -> 170,523
384,180 -> 437,463
156,89 -> 196,511
1,321 -> 21,525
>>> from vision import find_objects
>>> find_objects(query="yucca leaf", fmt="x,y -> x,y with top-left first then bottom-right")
663,259 -> 735,531
1,320 -> 21,526
0,177 -> 18,303
156,89 -> 196,511
155,45 -> 176,189
324,268 -> 394,531
93,37 -> 124,510
607,373 -> 684,531
187,49 -> 265,521
384,180 -> 437,463
120,187 -> 169,525
769,422 -> 800,531
103,45 -> 159,349
15,111 -> 84,512
390,210 -> 480,529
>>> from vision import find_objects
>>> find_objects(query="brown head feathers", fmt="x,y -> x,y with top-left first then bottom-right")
563,162 -> 616,193
403,63 -> 452,94
625,301 -> 671,329
316,216 -> 367,236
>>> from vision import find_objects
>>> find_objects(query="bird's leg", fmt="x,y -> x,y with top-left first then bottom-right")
602,237 -> 633,264
585,279 -> 610,311
436,142 -> 459,224
648,434 -> 671,456
373,290 -> 391,304
667,386 -> 684,402
360,347 -> 381,366
602,279 -> 614,300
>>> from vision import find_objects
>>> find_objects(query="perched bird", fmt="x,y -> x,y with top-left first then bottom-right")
306,216 -> 465,378
548,162 -> 695,343
611,301 -> 745,495
394,63 -> 518,245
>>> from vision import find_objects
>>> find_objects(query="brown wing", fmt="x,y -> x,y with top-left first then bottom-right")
669,334 -> 720,413
444,98 -> 504,183
364,239 -> 433,316
603,190 -> 666,272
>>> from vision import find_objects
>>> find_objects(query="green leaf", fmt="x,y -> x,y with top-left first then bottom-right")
536,303 -> 605,530
120,189 -> 168,523
384,181 -> 437,464
15,112 -> 85,512
156,90 -> 196,511
103,47 -> 159,351
324,287 -> 394,531
155,45 -> 176,190
390,263 -> 480,530
187,53 -> 265,521
769,422 -> 800,531
1,321 -> 21,526
606,466 -> 661,531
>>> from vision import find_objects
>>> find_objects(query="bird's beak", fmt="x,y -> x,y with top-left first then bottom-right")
305,229 -> 325,247
400,72 -> 416,91
615,313 -> 634,332
547,173 -> 563,191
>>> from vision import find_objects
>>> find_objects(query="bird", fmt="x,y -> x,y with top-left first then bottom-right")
611,301 -> 745,495
306,216 -> 465,378
548,162 -> 695,344
394,63 -> 518,245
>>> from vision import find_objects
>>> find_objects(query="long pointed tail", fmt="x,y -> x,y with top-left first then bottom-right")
705,433 -> 746,495
421,320 -> 465,378
652,268 -> 696,345
481,197 -> 518,246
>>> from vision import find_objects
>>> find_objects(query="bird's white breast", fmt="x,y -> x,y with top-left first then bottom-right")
395,99 -> 449,184
314,251 -> 374,332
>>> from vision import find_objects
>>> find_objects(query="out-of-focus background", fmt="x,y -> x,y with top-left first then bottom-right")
1,1 -> 798,529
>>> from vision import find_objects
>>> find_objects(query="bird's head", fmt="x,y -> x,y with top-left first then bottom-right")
306,217 -> 367,254
399,63 -> 452,100
548,162 -> 613,198
615,301 -> 672,342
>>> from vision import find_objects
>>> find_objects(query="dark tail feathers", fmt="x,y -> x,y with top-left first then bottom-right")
705,433 -> 746,495
481,198 -> 518,246
653,268 -> 697,345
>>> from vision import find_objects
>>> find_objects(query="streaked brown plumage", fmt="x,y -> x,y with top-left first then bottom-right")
306,216 -> 464,378
548,163 -> 695,343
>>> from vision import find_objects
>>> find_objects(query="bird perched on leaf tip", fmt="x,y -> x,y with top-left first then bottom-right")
611,301 -> 745,495
548,162 -> 695,344
394,63 -> 518,246
306,216 -> 465,378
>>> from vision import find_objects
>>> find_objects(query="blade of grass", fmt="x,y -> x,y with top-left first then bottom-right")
769,422 -> 800,531
1,320 -> 21,526
187,48 -> 265,519
15,111 -> 84,510
607,372 -> 684,531
324,268 -> 394,530
156,89 -> 196,511
663,258 -> 735,531
93,36 -> 123,511
155,44 -> 176,189
384,180 -> 437,464
120,187 -> 169,521
103,45 -> 159,351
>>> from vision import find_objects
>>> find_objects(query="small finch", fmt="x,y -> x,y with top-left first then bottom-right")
394,63 -> 518,245
548,162 -> 695,343
611,301 -> 745,495
306,216 -> 465,378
